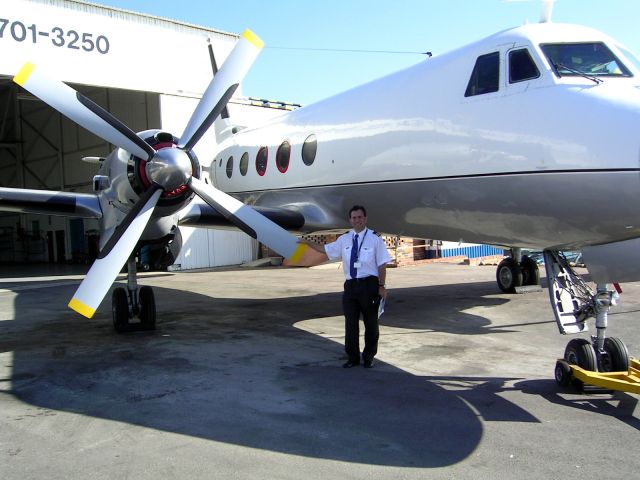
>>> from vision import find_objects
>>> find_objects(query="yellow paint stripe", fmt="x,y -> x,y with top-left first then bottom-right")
288,243 -> 309,265
242,29 -> 264,50
14,62 -> 35,86
68,297 -> 96,318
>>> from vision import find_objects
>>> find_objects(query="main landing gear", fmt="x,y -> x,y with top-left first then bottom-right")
544,250 -> 635,392
112,257 -> 157,333
496,248 -> 540,293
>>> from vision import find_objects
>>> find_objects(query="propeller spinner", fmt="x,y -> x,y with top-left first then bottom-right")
14,29 -> 310,318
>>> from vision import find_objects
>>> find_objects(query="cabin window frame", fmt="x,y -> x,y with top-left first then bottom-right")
465,51 -> 500,97
508,48 -> 541,83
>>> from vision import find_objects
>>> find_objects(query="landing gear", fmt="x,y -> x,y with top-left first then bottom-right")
520,255 -> 540,286
545,250 -> 633,391
112,287 -> 130,333
111,257 -> 157,333
497,257 -> 522,293
496,249 -> 540,292
601,337 -> 629,372
138,285 -> 156,331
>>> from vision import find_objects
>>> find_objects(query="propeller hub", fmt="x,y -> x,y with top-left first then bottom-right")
146,147 -> 192,192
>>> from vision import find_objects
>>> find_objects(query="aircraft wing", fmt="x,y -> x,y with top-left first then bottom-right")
178,199 -> 305,232
0,187 -> 102,218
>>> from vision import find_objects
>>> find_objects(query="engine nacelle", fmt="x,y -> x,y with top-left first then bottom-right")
129,130 -> 201,219
138,228 -> 183,271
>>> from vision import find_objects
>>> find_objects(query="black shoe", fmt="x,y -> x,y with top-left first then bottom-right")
363,359 -> 374,369
343,360 -> 360,368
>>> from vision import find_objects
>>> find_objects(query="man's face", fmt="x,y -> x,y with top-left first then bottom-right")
349,210 -> 367,232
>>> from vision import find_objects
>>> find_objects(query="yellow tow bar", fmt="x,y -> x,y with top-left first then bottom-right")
555,357 -> 640,394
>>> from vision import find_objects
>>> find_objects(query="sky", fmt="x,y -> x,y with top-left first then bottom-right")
94,0 -> 640,105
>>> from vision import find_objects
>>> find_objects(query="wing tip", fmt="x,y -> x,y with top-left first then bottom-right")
68,298 -> 96,318
14,62 -> 35,87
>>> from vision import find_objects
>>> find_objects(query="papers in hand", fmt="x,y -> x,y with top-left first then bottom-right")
378,297 -> 385,318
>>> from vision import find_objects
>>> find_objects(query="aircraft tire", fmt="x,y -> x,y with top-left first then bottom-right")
520,255 -> 540,286
554,359 -> 572,387
564,338 -> 597,392
601,337 -> 629,372
139,286 -> 156,331
112,287 -> 129,334
496,258 -> 523,293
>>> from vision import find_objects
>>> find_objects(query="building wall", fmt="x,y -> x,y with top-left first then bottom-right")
0,0 -> 290,269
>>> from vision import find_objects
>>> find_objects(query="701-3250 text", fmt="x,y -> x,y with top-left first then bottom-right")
0,18 -> 110,54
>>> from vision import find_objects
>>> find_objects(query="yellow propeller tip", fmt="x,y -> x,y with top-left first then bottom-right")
14,62 -> 35,87
68,298 -> 96,318
242,29 -> 264,50
288,243 -> 310,265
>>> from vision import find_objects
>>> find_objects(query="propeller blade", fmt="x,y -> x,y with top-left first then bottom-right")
189,177 -> 310,263
14,62 -> 155,161
68,187 -> 163,318
179,29 -> 264,150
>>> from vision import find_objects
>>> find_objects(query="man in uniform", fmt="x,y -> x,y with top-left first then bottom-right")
304,205 -> 391,368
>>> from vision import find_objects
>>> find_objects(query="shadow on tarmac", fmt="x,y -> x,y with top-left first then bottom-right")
516,379 -> 640,431
0,275 -> 605,467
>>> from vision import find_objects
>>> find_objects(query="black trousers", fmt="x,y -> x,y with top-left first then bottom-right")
342,276 -> 381,363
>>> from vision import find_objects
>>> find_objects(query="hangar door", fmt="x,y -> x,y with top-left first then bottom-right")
0,79 -> 159,263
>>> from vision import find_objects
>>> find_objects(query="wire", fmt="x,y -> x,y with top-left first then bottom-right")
266,46 -> 431,56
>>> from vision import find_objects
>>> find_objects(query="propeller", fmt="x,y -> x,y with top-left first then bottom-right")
13,29 -> 310,319
14,63 -> 155,161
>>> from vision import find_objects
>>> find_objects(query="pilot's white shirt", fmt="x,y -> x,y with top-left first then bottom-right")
324,227 -> 391,280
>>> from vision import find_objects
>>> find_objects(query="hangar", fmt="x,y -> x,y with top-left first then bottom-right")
0,0 -> 290,269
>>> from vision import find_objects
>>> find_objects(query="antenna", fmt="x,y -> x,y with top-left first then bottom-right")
540,0 -> 555,23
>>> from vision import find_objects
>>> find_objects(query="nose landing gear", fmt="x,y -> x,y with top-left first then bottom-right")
545,250 -> 637,393
112,257 -> 156,333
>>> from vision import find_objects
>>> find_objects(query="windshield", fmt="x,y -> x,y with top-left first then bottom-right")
540,42 -> 632,77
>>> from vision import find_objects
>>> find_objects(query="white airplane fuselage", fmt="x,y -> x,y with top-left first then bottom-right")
211,23 -> 640,251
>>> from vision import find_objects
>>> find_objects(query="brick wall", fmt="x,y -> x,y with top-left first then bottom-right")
260,234 -> 502,267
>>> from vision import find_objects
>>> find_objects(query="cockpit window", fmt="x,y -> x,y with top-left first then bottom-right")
465,52 -> 500,97
540,42 -> 632,77
509,49 -> 540,83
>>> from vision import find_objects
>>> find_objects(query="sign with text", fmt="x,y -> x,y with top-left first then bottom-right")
2,1 -> 238,95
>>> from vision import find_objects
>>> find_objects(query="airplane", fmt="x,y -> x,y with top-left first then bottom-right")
1,5 -> 640,383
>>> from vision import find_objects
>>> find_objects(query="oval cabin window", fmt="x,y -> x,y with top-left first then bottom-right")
276,141 -> 291,173
226,156 -> 233,178
256,147 -> 268,176
302,134 -> 317,166
239,152 -> 249,176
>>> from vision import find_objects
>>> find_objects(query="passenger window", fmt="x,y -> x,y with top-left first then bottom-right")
256,147 -> 268,176
465,52 -> 500,97
302,134 -> 317,166
509,49 -> 540,83
239,152 -> 249,176
225,156 -> 233,178
276,141 -> 291,173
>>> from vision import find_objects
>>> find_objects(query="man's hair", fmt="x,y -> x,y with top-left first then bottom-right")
348,205 -> 367,217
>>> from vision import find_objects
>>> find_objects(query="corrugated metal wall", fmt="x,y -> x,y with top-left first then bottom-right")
174,227 -> 257,270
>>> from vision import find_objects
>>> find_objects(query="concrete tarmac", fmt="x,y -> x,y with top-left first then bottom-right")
1,262 -> 639,479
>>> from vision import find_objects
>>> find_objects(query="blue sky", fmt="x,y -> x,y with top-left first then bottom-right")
96,0 -> 640,104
